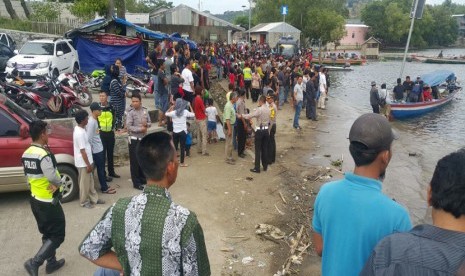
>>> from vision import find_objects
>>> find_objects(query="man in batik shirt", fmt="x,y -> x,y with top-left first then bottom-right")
79,132 -> 210,276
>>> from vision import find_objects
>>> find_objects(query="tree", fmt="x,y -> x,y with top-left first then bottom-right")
115,0 -> 126,19
71,0 -> 108,20
303,9 -> 346,45
30,2 -> 60,21
234,15 -> 249,29
361,0 -> 461,48
253,0 -> 348,44
20,0 -> 30,19
3,0 -> 19,20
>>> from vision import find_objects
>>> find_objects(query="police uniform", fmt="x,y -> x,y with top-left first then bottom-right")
22,143 -> 65,275
243,104 -> 271,172
126,106 -> 151,189
267,101 -> 278,164
98,102 -> 117,177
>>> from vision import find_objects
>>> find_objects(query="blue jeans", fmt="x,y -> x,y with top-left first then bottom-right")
278,86 -> 285,107
216,66 -> 222,80
284,86 -> 290,102
152,74 -> 159,106
94,267 -> 120,276
293,100 -> 303,128
92,151 -> 108,192
233,123 -> 238,150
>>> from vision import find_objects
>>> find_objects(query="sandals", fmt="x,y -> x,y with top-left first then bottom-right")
102,188 -> 116,194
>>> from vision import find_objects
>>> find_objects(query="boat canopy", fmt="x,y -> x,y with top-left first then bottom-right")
421,70 -> 456,87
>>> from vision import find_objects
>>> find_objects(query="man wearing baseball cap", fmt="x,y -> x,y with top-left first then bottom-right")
312,113 -> 412,276
88,103 -> 116,195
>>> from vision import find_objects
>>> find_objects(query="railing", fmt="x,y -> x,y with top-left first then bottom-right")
24,18 -> 85,36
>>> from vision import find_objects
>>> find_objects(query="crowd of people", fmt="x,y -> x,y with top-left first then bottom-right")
20,39 -> 465,276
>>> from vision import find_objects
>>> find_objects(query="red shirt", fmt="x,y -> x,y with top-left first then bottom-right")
229,73 -> 236,85
193,95 -> 207,120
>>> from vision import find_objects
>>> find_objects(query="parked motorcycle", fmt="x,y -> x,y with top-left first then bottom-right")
58,72 -> 92,106
1,75 -> 83,119
90,69 -> 106,88
125,65 -> 154,97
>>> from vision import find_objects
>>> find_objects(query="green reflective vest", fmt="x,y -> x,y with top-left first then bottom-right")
99,109 -> 114,132
21,145 -> 59,199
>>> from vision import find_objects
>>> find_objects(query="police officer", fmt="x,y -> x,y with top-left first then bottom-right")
126,93 -> 151,190
98,91 -> 120,179
241,95 -> 271,173
266,91 -> 278,165
22,120 -> 65,276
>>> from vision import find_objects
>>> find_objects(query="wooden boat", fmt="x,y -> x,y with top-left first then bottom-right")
390,70 -> 461,119
321,65 -> 353,71
319,58 -> 365,66
411,54 -> 465,64
424,57 -> 465,65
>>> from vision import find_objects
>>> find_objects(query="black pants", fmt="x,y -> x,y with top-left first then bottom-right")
254,129 -> 270,171
306,98 -> 317,120
30,197 -> 65,251
268,124 -> 276,164
251,88 -> 260,102
100,131 -> 115,176
129,139 -> 146,187
237,120 -> 247,155
183,91 -> 195,105
244,80 -> 251,99
173,131 -> 187,164
372,104 -> 380,114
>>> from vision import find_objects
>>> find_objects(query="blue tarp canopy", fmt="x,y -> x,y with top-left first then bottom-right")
170,32 -> 198,50
421,70 -> 456,87
113,17 -> 169,40
73,36 -> 147,74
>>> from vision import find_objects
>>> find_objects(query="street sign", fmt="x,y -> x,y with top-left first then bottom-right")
281,5 -> 288,16
410,0 -> 426,19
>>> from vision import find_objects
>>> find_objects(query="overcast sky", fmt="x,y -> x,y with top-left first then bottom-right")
170,0 -> 465,14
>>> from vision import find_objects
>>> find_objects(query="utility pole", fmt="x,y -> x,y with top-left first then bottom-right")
248,0 -> 251,43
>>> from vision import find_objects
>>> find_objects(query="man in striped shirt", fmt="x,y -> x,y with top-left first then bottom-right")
79,132 -> 210,276
361,149 -> 465,275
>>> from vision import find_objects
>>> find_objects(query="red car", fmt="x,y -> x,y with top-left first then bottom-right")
0,93 -> 78,202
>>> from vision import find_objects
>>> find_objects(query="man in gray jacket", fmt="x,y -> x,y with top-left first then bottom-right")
370,81 -> 380,114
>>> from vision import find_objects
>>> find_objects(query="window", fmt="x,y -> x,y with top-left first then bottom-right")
352,32 -> 355,38
0,109 -> 20,137
62,42 -> 72,54
0,34 -> 7,45
0,44 -> 13,56
20,42 -> 54,55
367,43 -> 378,48
56,43 -> 63,55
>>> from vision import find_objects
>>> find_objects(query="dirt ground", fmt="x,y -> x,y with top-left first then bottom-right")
0,79 -> 347,275
205,79 -> 334,275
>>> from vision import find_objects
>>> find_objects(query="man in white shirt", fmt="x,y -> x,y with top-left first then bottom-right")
293,75 -> 304,130
181,59 -> 195,103
318,67 -> 327,109
73,110 -> 104,209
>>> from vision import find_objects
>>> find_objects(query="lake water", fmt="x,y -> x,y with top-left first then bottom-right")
313,58 -> 465,224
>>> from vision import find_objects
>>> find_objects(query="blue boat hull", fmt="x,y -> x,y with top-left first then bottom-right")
390,92 -> 457,119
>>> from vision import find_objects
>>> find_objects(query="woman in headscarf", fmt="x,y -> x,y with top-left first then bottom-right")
165,98 -> 195,167
109,64 -> 126,129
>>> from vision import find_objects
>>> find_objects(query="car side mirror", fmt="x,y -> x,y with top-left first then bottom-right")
13,49 -> 18,54
56,51 -> 63,57
20,125 -> 29,139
